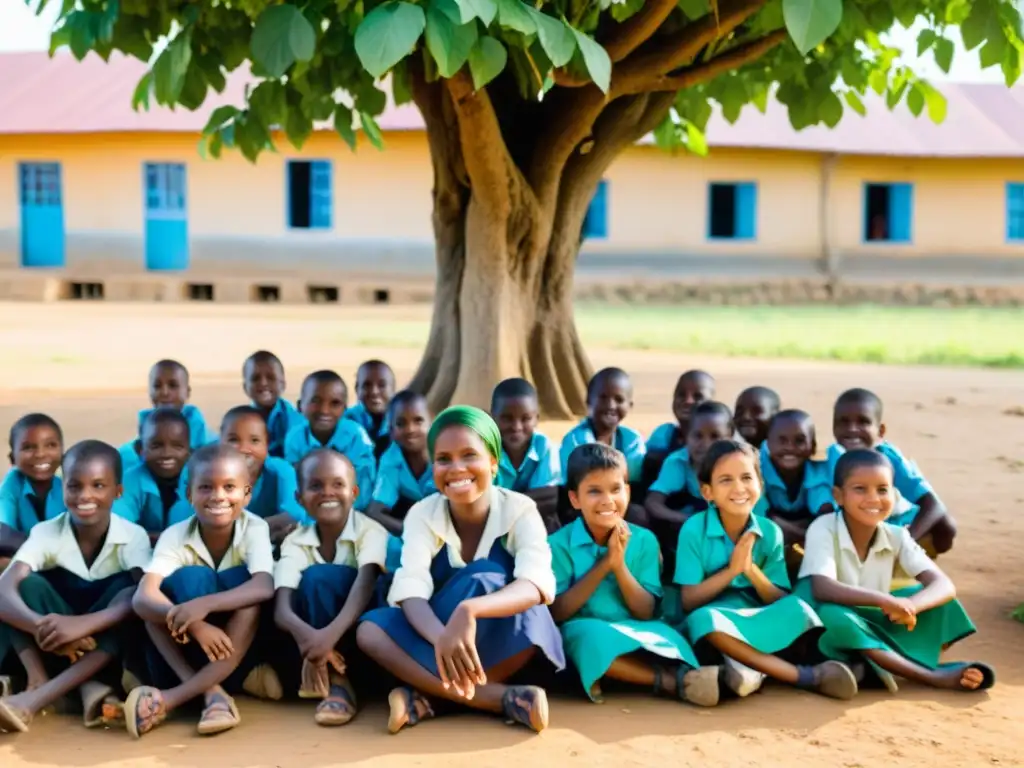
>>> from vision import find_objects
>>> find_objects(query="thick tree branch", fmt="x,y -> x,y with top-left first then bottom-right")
639,28 -> 789,93
446,72 -> 519,217
603,0 -> 679,63
615,0 -> 768,93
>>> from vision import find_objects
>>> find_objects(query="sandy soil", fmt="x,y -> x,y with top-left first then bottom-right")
0,303 -> 1022,768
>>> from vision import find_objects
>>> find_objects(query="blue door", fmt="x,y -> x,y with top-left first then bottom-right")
19,163 -> 65,268
144,163 -> 188,271
583,180 -> 609,239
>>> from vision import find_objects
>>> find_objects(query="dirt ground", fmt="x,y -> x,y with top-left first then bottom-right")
0,303 -> 1022,768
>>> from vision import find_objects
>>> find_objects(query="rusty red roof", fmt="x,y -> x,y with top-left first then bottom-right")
3,50 -> 1024,157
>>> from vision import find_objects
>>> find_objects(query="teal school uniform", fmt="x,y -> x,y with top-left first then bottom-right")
262,398 -> 305,459
114,463 -> 192,535
559,420 -> 647,483
754,443 -> 834,519
549,518 -> 697,699
0,470 -> 64,534
826,443 -> 926,526
283,421 -> 376,510
647,422 -> 685,455
371,442 -> 435,509
649,447 -> 703,504
137,404 -> 211,451
673,508 -> 821,654
344,402 -> 389,442
248,456 -> 308,523
497,432 -> 561,493
119,441 -> 142,474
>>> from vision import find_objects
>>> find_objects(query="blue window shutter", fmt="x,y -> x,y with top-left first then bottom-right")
18,162 -> 65,267
583,180 -> 609,239
735,182 -> 757,239
310,160 -> 332,229
888,182 -> 913,243
1006,183 -> 1024,241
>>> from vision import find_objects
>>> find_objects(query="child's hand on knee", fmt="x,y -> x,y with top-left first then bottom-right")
880,596 -> 917,630
35,614 -> 92,653
190,621 -> 234,662
54,636 -> 97,661
167,599 -> 211,640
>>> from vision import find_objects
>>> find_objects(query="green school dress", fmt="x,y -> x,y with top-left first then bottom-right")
549,518 -> 698,700
674,508 -> 822,654
794,514 -> 976,669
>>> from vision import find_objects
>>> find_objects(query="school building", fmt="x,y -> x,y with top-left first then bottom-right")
1,51 -> 1023,304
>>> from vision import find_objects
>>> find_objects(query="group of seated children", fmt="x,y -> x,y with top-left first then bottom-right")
0,353 -> 993,739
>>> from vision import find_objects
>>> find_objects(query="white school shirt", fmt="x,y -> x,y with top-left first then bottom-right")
799,512 -> 936,594
13,512 -> 152,581
274,511 -> 389,590
146,511 -> 275,578
388,485 -> 556,607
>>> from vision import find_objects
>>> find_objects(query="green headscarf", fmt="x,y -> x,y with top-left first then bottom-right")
428,405 -> 502,460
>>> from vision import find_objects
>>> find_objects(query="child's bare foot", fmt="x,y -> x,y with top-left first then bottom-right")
387,686 -> 434,734
799,661 -> 858,700
501,685 -> 549,733
934,662 -> 995,691
0,696 -> 34,733
125,686 -> 167,739
314,674 -> 357,726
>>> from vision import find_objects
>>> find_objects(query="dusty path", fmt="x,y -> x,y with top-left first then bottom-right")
0,303 -> 1021,767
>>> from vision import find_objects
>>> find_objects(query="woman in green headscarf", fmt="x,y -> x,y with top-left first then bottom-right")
358,406 -> 565,735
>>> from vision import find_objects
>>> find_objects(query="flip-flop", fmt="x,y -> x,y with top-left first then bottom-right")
82,681 -> 124,728
0,677 -> 10,698
798,661 -> 859,700
677,664 -> 720,708
938,661 -> 997,691
314,679 -> 357,726
500,685 -> 549,733
197,690 -> 241,736
125,686 -> 167,740
0,699 -> 31,734
386,686 -> 434,734
242,664 -> 283,701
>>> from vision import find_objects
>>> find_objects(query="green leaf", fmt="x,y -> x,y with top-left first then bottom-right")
1002,43 -> 1022,85
467,36 -> 507,89
68,13 -> 95,60
783,0 -> 843,55
933,37 -> 954,72
334,104 -> 357,150
251,5 -> 317,78
495,0 -> 535,34
178,62 -> 208,111
131,71 -> 152,112
677,0 -> 709,20
203,105 -> 240,134
426,4 -> 478,77
569,28 -> 611,93
355,82 -> 388,115
433,0 -> 467,24
611,0 -> 644,23
906,83 -> 925,116
685,121 -> 708,155
285,108 -> 313,149
360,111 -> 385,149
960,3 -> 988,51
249,81 -> 288,127
843,89 -> 866,115
868,68 -> 887,95
916,28 -> 936,56
355,2 -> 426,78
980,37 -> 1006,68
392,61 -> 414,105
819,90 -> 843,127
152,33 -> 192,104
529,9 -> 575,67
885,79 -> 907,109
718,78 -> 748,123
456,0 -> 497,26
919,82 -> 947,122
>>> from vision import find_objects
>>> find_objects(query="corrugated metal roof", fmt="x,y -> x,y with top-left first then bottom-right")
3,50 -> 1024,157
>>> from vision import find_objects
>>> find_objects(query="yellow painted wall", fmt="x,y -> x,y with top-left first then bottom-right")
2,130 -> 1024,266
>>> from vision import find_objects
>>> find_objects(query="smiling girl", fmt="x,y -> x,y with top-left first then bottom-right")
798,449 -> 994,693
357,406 -> 565,734
675,439 -> 858,701
0,414 -> 65,559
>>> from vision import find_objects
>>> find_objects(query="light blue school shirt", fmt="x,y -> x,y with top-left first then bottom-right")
344,402 -> 390,441
261,398 -> 305,459
114,463 -> 193,534
649,447 -> 703,500
371,442 -> 436,508
0,470 -> 64,533
283,421 -> 376,510
137,404 -> 211,451
647,422 -> 684,455
673,507 -> 789,590
248,456 -> 309,523
559,420 -> 647,483
497,432 -> 561,493
119,441 -> 142,474
549,518 -> 663,616
754,443 -> 834,519
826,442 -> 928,526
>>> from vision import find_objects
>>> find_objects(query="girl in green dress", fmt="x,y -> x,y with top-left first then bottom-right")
549,444 -> 720,707
675,439 -> 858,701
798,449 -> 994,693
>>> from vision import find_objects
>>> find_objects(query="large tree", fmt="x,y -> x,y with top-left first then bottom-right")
42,0 -> 1022,415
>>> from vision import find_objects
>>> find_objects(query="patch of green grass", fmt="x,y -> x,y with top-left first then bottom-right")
1012,604 -> 1024,624
326,304 -> 1024,368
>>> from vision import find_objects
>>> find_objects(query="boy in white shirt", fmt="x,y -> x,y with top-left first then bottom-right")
0,440 -> 151,733
799,449 -> 994,693
127,444 -> 278,739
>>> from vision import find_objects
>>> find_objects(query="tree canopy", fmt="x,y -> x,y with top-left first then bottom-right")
40,0 -> 1024,161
